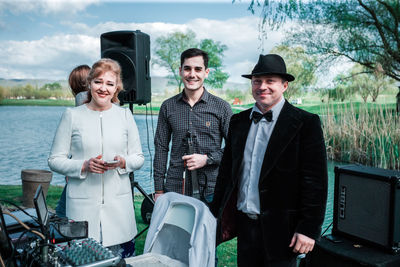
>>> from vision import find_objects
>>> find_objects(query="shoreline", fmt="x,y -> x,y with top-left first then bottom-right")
0,99 -> 161,115
0,98 -> 251,114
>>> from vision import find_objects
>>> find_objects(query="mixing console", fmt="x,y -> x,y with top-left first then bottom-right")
51,238 -> 121,267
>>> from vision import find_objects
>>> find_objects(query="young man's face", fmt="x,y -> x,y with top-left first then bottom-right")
179,56 -> 209,92
251,74 -> 288,112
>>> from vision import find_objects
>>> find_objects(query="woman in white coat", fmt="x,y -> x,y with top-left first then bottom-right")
48,58 -> 144,249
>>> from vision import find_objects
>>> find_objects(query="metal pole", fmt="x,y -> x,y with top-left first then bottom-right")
396,86 -> 400,114
128,103 -> 135,204
127,102 -> 155,240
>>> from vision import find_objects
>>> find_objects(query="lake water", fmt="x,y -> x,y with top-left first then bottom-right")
0,105 -> 336,231
0,105 -> 158,192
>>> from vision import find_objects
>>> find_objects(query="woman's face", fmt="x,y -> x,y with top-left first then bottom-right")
89,71 -> 117,110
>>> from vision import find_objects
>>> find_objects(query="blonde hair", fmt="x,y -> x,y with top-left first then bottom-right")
86,58 -> 124,104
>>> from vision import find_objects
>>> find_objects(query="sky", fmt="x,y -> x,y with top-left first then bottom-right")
0,0 -> 287,84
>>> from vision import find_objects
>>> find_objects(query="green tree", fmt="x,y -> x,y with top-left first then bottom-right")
34,89 -> 52,99
238,0 -> 400,105
41,82 -> 62,91
23,84 -> 35,99
270,45 -> 317,100
330,74 -> 355,102
352,77 -> 370,103
199,39 -> 229,89
0,86 -> 4,101
370,64 -> 396,102
337,63 -> 396,102
318,87 -> 329,102
154,30 -> 229,92
154,30 -> 197,92
328,86 -> 349,102
347,65 -> 372,102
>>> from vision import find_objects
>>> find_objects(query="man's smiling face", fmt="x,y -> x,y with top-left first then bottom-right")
180,55 -> 209,92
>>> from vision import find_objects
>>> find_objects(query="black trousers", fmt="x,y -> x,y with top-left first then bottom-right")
237,211 -> 297,267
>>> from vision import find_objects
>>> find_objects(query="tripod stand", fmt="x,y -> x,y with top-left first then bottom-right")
129,172 -> 154,239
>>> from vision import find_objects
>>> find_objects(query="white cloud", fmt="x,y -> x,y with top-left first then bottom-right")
151,63 -> 171,77
185,17 -> 284,82
62,21 -> 189,39
0,34 -> 98,79
0,16 -> 284,83
104,0 -> 251,2
0,0 -> 248,15
0,0 -> 99,15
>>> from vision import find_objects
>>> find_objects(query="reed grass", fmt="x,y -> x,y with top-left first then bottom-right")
321,103 -> 399,170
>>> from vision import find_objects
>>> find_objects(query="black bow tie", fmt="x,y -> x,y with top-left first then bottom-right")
252,110 -> 273,123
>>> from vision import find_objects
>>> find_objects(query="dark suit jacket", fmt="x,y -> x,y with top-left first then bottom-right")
210,101 -> 328,261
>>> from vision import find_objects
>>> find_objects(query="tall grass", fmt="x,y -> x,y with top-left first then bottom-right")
322,103 -> 399,170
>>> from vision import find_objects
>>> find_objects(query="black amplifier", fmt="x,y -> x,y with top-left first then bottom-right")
332,164 -> 400,253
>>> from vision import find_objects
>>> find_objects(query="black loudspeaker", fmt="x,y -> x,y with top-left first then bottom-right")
333,165 -> 400,253
100,30 -> 151,104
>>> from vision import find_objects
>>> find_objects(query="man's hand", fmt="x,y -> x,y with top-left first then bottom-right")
289,232 -> 315,254
154,191 -> 164,201
182,154 -> 207,171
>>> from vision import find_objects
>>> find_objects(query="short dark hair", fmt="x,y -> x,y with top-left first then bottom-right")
68,64 -> 91,96
180,48 -> 209,69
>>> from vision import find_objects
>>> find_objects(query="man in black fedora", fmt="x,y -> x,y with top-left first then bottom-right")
210,54 -> 328,266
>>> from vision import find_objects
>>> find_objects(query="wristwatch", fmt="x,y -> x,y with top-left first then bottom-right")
206,153 -> 215,165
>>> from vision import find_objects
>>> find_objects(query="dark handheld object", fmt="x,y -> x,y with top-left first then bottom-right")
186,131 -> 200,199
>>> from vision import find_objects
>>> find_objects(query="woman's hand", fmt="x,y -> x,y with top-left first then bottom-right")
104,155 -> 126,170
82,155 -> 107,174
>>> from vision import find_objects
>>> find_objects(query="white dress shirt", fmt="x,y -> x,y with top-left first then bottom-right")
237,97 -> 285,215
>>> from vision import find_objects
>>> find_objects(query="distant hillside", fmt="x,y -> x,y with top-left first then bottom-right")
0,78 -> 69,89
0,77 -> 249,93
223,81 -> 249,91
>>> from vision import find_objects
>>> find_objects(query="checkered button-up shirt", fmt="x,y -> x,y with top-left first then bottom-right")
154,89 -> 233,197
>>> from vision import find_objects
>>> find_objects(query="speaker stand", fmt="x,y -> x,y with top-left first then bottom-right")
129,172 -> 155,239
127,104 -> 155,239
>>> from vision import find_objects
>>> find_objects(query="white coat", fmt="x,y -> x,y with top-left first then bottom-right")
48,104 -> 144,246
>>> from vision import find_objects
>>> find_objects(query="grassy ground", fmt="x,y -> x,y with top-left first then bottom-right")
0,185 -> 237,266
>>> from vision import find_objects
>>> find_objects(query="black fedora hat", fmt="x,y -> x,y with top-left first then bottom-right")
242,54 -> 295,81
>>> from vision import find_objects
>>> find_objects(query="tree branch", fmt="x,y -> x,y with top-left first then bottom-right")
376,0 -> 400,52
357,0 -> 396,60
